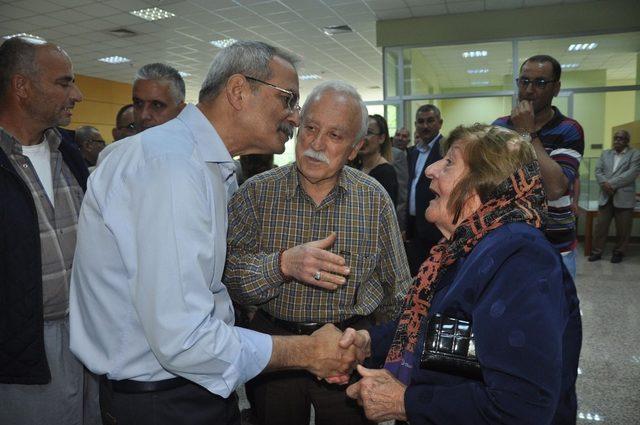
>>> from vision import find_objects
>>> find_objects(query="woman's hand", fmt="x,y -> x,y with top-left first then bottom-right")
346,365 -> 407,422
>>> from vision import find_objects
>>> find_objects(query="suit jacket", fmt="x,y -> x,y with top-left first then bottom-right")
407,135 -> 443,242
595,147 -> 640,208
392,147 -> 409,231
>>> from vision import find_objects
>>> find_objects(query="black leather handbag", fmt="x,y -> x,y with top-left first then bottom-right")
420,313 -> 482,381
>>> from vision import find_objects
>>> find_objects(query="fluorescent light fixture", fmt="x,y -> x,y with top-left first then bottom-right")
470,81 -> 490,86
322,25 -> 352,36
3,33 -> 46,44
561,63 -> 579,69
462,50 -> 487,58
130,7 -> 175,21
210,38 -> 236,48
577,412 -> 603,421
98,56 -> 131,64
300,74 -> 321,80
568,42 -> 597,51
467,68 -> 489,74
178,71 -> 191,77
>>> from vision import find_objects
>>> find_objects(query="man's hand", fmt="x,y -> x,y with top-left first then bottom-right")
324,328 -> 372,385
346,365 -> 407,422
280,232 -> 350,290
511,100 -> 536,134
305,324 -> 361,378
601,181 -> 615,195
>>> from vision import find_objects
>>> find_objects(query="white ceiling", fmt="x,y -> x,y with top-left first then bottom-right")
0,0 -> 601,101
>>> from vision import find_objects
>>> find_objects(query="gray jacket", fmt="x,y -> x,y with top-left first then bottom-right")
595,147 -> 640,208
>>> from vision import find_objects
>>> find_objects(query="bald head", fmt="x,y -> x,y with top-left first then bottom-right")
76,126 -> 105,166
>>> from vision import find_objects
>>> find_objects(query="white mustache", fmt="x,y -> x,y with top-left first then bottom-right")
303,149 -> 329,164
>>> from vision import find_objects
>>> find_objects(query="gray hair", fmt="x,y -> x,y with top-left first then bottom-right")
301,80 -> 368,144
134,63 -> 185,104
416,104 -> 441,120
199,41 -> 298,103
0,37 -> 39,100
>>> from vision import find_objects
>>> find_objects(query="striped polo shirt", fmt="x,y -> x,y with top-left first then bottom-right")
493,107 -> 584,253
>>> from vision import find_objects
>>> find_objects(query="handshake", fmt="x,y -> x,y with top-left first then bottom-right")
268,323 -> 371,383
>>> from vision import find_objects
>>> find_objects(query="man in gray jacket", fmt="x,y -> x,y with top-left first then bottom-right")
589,130 -> 640,263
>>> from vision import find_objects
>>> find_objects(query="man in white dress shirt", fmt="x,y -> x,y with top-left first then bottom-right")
70,41 -> 364,425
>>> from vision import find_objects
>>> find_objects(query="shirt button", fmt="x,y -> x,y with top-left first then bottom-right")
22,163 -> 28,168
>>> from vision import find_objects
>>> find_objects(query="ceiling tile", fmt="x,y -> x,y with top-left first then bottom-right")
446,0 -> 485,14
74,3 -> 122,18
375,8 -> 412,19
485,0 -> 524,10
410,3 -> 449,16
0,4 -> 36,18
21,14 -> 72,27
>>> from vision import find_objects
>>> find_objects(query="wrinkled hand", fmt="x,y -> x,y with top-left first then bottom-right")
511,100 -> 536,134
307,324 -> 360,379
601,182 -> 615,195
280,232 -> 349,290
346,365 -> 407,422
324,328 -> 372,385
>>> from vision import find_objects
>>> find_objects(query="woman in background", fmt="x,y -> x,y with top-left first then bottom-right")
358,114 -> 398,205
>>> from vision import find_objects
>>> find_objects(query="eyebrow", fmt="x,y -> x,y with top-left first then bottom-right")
56,75 -> 74,83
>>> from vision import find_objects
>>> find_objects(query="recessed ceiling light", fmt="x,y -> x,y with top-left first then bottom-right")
470,80 -> 490,86
210,38 -> 236,48
98,56 -> 131,64
300,74 -> 321,80
568,42 -> 597,51
130,7 -> 175,21
462,50 -> 487,58
178,71 -> 191,77
3,33 -> 46,44
467,68 -> 489,74
322,25 -> 353,36
561,63 -> 579,69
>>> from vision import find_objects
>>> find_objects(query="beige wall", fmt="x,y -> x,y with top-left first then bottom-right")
66,75 -> 132,144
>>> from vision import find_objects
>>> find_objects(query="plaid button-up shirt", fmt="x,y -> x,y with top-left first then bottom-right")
224,163 -> 412,323
0,127 -> 83,320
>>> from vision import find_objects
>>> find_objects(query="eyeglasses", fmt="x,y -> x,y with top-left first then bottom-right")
516,77 -> 557,89
88,139 -> 106,146
244,75 -> 300,113
366,129 -> 382,136
118,122 -> 136,131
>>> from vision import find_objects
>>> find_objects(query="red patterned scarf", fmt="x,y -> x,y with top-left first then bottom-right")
384,161 -> 547,384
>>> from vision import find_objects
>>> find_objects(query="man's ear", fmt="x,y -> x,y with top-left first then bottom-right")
348,138 -> 365,161
553,81 -> 561,97
13,74 -> 31,100
225,74 -> 249,111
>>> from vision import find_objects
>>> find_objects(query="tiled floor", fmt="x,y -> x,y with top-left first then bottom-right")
574,243 -> 640,424
239,242 -> 640,424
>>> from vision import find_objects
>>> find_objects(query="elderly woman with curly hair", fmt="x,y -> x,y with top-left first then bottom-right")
340,124 -> 582,424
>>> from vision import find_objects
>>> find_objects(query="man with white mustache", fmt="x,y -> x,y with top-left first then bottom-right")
225,80 -> 412,425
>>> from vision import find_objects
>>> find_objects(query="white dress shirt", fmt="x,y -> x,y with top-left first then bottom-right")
69,104 -> 271,398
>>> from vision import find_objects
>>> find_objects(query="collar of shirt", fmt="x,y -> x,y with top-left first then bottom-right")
285,162 -> 356,201
177,104 -> 233,166
614,147 -> 628,156
416,133 -> 441,153
0,127 -> 61,158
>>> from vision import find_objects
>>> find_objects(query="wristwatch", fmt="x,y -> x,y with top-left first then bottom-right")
519,131 -> 538,143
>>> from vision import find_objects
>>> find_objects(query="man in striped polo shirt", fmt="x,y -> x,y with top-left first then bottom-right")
493,55 -> 584,279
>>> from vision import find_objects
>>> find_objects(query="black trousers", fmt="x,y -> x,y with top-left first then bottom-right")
247,311 -> 373,425
99,377 -> 240,425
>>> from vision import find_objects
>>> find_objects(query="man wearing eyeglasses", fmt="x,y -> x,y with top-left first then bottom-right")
70,41 -> 367,425
75,126 -> 105,172
493,55 -> 584,278
225,81 -> 411,425
111,103 -> 136,142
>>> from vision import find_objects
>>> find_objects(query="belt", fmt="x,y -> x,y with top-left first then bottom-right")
262,311 -> 364,335
102,376 -> 190,394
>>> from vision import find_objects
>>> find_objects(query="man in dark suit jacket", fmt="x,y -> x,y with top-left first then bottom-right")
406,104 -> 444,275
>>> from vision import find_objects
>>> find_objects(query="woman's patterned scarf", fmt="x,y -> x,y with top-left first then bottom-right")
384,161 -> 547,385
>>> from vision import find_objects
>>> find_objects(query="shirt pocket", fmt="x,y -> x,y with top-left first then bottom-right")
339,252 -> 379,307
